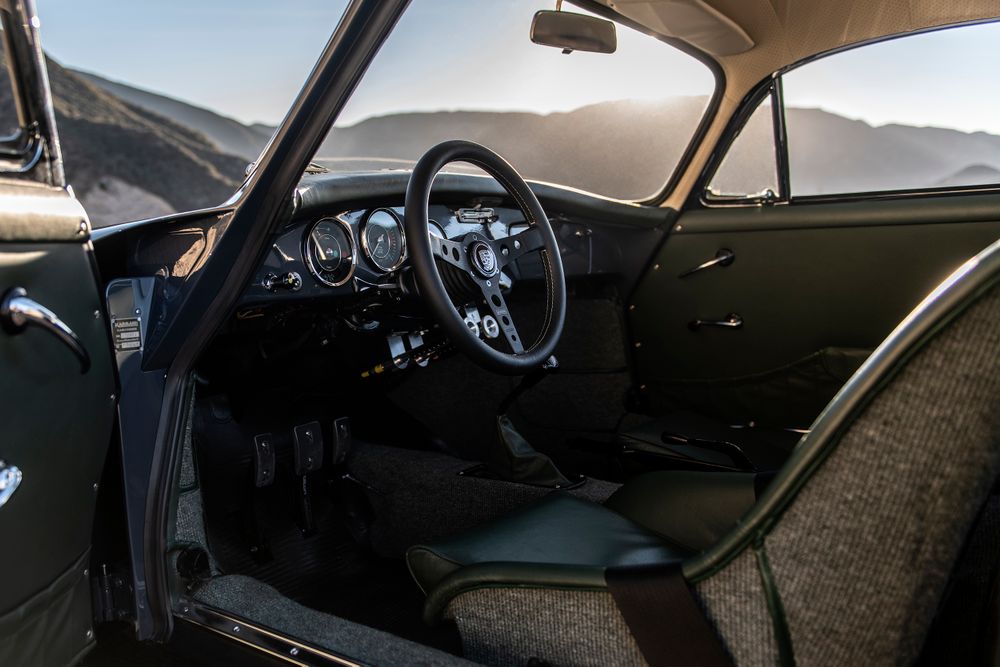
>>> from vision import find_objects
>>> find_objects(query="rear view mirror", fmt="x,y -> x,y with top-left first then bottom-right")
530,10 -> 617,54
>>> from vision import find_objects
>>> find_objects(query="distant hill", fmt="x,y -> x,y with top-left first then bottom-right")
319,98 -> 710,201
0,56 -> 250,226
319,103 -> 1000,200
76,70 -> 275,161
935,164 -> 1000,187
3,60 -> 1000,227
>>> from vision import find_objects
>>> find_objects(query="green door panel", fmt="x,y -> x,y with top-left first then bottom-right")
629,193 -> 1000,426
0,226 -> 116,662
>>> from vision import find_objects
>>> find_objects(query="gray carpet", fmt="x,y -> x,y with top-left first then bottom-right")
195,575 -> 475,666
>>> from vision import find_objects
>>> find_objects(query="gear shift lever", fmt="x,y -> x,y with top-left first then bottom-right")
487,356 -> 573,488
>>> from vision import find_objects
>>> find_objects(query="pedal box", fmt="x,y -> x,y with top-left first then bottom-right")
331,416 -> 352,465
253,433 -> 276,487
293,421 -> 324,475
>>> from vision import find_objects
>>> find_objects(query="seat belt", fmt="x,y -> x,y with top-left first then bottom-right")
606,562 -> 733,667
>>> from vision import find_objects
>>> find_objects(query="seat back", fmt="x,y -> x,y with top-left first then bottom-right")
692,238 -> 1000,666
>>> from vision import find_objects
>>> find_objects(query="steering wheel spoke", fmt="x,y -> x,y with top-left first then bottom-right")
480,281 -> 524,354
431,234 -> 471,271
494,226 -> 544,270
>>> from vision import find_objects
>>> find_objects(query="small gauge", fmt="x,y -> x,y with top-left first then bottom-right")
362,209 -> 405,272
304,217 -> 355,287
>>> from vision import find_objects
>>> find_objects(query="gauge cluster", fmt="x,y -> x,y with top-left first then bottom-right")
243,204 -> 520,305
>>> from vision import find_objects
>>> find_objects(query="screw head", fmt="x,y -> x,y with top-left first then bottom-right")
290,648 -> 300,657
93,310 -> 101,319
233,625 -> 241,633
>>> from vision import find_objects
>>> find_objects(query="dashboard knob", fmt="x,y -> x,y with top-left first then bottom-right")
263,271 -> 302,292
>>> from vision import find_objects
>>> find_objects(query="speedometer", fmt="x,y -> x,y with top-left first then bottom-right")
304,217 -> 356,287
361,208 -> 405,273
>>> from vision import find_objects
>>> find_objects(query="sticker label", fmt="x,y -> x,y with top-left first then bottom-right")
112,317 -> 142,352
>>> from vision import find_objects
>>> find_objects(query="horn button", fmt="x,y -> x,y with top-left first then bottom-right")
469,240 -> 500,279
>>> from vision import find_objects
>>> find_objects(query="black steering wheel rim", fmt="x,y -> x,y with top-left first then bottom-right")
404,140 -> 566,375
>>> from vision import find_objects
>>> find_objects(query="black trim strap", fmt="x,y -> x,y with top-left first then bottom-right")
607,563 -> 733,667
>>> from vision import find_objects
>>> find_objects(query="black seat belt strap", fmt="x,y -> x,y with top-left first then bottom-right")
606,562 -> 733,667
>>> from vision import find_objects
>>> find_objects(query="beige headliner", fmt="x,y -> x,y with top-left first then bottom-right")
596,0 -> 1000,207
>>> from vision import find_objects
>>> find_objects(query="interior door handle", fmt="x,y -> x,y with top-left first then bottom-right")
689,312 -> 743,331
1,286 -> 91,373
679,248 -> 735,278
0,460 -> 22,509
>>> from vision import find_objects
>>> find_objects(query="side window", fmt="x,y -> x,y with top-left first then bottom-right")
782,22 -> 1000,197
706,94 -> 778,200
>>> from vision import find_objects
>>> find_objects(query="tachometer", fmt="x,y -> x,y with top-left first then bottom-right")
304,217 -> 356,287
362,208 -> 405,273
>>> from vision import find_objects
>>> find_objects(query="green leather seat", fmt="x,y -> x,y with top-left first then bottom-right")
406,470 -> 762,598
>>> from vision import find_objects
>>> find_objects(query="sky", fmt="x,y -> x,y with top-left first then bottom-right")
34,1 -> 1000,135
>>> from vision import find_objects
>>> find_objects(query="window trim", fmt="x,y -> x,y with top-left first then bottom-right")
696,76 -> 787,208
0,8 -> 58,180
693,17 -> 1000,209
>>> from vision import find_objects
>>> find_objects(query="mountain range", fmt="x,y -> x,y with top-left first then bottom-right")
6,63 -> 998,226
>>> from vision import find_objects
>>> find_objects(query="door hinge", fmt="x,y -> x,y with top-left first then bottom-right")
91,563 -> 134,624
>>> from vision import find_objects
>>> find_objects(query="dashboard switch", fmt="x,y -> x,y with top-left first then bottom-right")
263,271 -> 302,292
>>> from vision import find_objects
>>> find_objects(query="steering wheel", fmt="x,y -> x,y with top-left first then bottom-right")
404,140 -> 566,375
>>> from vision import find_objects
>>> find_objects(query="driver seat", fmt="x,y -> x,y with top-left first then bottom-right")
406,239 -> 1000,666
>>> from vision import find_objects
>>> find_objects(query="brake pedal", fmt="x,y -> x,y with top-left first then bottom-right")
293,422 -> 324,535
252,433 -> 276,487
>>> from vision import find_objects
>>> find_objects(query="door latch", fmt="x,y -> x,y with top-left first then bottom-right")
678,248 -> 735,278
689,312 -> 743,331
0,460 -> 23,509
1,286 -> 90,373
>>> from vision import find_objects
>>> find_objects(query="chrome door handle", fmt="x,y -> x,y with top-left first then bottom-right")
0,460 -> 22,509
689,312 -> 743,331
1,286 -> 91,373
679,248 -> 735,278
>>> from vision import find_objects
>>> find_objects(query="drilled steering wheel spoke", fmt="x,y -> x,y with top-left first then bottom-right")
431,234 -> 470,271
493,226 -> 544,270
480,281 -> 524,354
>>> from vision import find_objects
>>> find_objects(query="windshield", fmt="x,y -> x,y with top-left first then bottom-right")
316,0 -> 716,202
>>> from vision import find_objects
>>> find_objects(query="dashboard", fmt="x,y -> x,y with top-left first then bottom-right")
243,204 -> 532,306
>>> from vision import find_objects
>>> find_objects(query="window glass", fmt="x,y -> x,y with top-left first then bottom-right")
783,22 -> 1000,197
317,0 -> 716,202
37,0 -> 347,227
707,95 -> 777,199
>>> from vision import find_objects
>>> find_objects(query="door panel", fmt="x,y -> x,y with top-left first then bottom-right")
0,191 -> 116,664
629,193 -> 1000,427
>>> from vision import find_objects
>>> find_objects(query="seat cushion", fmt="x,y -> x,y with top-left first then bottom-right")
406,493 -> 689,595
605,470 -> 759,552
